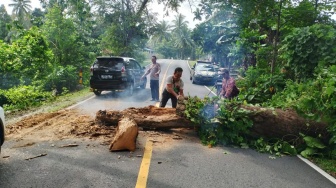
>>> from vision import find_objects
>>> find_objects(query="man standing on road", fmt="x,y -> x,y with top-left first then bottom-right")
141,56 -> 161,101
160,67 -> 184,108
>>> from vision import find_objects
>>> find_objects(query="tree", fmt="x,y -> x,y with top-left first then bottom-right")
280,24 -> 336,81
0,26 -> 53,86
9,0 -> 32,28
42,5 -> 81,67
99,0 -> 149,56
171,14 -> 194,59
150,20 -> 172,44
0,5 -> 12,41
30,8 -> 45,27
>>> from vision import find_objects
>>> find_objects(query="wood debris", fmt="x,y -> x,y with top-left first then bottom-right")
25,153 -> 47,160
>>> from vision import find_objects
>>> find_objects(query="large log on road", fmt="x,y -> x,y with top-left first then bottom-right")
96,105 -> 330,142
96,105 -> 196,130
244,106 -> 330,143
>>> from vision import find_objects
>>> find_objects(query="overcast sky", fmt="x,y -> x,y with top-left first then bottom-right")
2,0 -> 202,29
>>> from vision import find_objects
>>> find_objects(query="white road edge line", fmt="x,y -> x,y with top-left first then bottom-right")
297,155 -> 336,185
204,85 -> 217,96
65,95 -> 95,110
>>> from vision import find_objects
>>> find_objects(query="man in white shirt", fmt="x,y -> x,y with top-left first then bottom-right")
160,67 -> 184,108
141,56 -> 161,101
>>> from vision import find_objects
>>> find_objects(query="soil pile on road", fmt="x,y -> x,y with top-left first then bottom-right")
5,109 -> 116,143
4,108 -> 196,149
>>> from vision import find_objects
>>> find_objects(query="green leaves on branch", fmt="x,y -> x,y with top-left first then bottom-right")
0,85 -> 53,111
264,65 -> 336,158
236,67 -> 286,105
184,96 -> 253,147
280,24 -> 336,81
252,138 -> 297,156
1,27 -> 53,83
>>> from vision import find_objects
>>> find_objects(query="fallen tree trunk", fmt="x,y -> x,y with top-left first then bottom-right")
244,106 -> 330,143
96,105 -> 196,130
96,104 -> 330,143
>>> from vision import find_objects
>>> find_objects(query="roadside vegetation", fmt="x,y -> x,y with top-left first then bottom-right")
0,0 -> 335,178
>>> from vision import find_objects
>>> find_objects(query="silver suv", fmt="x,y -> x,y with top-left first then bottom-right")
0,106 -> 5,154
89,56 -> 147,96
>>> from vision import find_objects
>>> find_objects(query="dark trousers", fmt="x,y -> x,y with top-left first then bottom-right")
160,89 -> 177,108
150,79 -> 159,100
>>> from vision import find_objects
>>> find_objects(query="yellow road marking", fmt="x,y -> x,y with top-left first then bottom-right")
155,62 -> 172,107
136,62 -> 172,187
135,140 -> 153,188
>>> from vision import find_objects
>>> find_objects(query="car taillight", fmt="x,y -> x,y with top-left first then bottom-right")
121,66 -> 125,72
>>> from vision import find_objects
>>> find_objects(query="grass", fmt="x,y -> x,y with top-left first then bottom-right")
309,157 -> 336,178
43,87 -> 93,112
5,86 -> 93,124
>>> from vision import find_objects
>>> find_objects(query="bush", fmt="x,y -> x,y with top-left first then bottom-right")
38,65 -> 79,93
2,85 -> 53,110
236,67 -> 286,105
267,65 -> 336,158
184,96 -> 253,146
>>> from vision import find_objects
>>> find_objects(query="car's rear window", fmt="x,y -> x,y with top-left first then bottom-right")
96,58 -> 124,69
196,64 -> 215,71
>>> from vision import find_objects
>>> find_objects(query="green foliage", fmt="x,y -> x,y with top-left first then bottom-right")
300,134 -> 327,158
184,96 -> 209,125
155,41 -> 177,59
184,96 -> 253,146
0,5 -> 11,41
0,27 -> 53,88
100,11 -> 148,57
42,5 -> 86,68
0,90 -> 9,106
215,99 -> 254,145
267,79 -> 306,109
237,67 -> 286,105
1,26 -> 53,76
37,65 -> 80,93
251,138 -> 297,156
1,85 -> 53,111
280,24 -> 336,81
267,65 -> 336,158
10,27 -> 53,82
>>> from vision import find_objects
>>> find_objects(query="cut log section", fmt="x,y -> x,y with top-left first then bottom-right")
109,117 -> 138,151
96,105 -> 196,130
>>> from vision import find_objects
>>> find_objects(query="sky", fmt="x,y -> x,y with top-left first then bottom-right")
2,0 -> 202,29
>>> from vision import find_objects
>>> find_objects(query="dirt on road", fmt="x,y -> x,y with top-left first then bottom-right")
4,108 -> 196,149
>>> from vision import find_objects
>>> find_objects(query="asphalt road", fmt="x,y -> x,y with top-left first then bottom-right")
0,59 -> 335,188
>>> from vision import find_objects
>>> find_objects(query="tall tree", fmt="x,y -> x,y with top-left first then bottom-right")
171,13 -> 193,59
42,5 -> 81,67
9,0 -> 32,27
0,5 -> 12,41
30,8 -> 45,27
150,20 -> 172,45
99,0 -> 149,56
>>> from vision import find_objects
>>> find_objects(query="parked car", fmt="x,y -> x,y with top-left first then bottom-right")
0,106 -> 5,154
190,61 -> 217,85
90,56 -> 147,96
